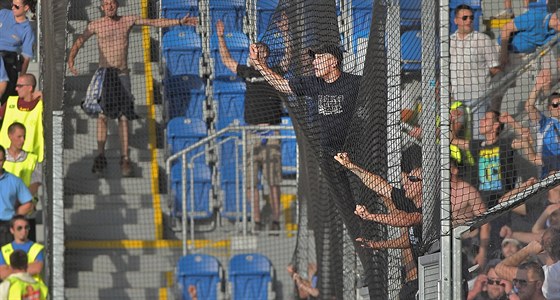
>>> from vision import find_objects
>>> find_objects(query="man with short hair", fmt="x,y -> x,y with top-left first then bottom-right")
67,0 -> 197,176
3,122 -> 40,241
451,4 -> 501,139
0,215 -> 44,284
0,249 -> 47,299
0,146 -> 33,247
0,74 -> 43,163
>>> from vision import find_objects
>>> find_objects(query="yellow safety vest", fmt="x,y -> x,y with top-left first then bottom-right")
6,275 -> 47,300
1,243 -> 45,285
3,152 -> 38,187
450,101 -> 475,166
0,96 -> 44,162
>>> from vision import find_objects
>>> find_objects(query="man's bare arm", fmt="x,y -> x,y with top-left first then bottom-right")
277,12 -> 292,73
16,202 -> 33,216
20,57 -> 30,74
250,44 -> 292,94
356,230 -> 411,249
215,20 -> 238,73
67,27 -> 94,76
364,211 -> 422,227
334,153 -> 394,199
495,240 -> 543,281
0,265 -> 11,280
135,14 -> 197,28
499,21 -> 517,67
27,261 -> 43,276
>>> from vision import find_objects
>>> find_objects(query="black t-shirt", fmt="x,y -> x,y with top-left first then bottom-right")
236,64 -> 283,125
391,188 -> 423,261
470,138 -> 517,207
288,72 -> 361,154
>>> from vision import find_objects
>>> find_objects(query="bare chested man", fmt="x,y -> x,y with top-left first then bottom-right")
67,0 -> 197,176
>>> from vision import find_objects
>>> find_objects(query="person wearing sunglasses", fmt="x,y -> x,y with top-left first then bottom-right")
495,226 -> 560,300
0,0 -> 36,107
468,259 -> 516,300
0,215 -> 43,286
67,0 -> 197,177
525,91 -> 560,178
451,4 -> 501,140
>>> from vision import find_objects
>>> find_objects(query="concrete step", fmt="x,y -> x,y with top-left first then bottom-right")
64,129 -> 152,152
65,223 -> 157,240
65,287 -> 173,300
64,174 -> 156,195
64,271 -> 168,288
63,147 -> 161,164
65,208 -> 157,226
64,194 -> 157,210
65,254 -> 178,273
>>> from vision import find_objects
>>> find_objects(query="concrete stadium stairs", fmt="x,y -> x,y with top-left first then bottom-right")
64,2 -> 178,299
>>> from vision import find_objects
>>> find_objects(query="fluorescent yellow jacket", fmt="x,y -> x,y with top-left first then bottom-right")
1,243 -> 44,285
0,96 -> 44,162
3,152 -> 38,186
6,273 -> 48,300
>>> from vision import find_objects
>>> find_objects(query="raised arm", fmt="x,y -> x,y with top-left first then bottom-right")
495,240 -> 543,281
334,152 -> 393,199
215,20 -> 238,73
277,12 -> 292,73
499,20 -> 517,67
135,14 -> 197,28
524,81 -> 543,125
356,229 -> 411,249
250,44 -> 292,94
67,25 -> 95,76
532,204 -> 560,234
499,113 -> 541,166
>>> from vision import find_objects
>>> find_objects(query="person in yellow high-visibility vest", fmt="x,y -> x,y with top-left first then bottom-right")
0,215 -> 44,286
0,249 -> 47,300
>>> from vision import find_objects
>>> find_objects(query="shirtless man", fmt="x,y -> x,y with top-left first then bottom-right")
67,0 -> 197,176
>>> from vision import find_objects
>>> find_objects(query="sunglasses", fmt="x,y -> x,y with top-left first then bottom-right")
407,175 -> 422,183
461,15 -> 474,21
551,102 -> 560,108
513,279 -> 538,288
15,225 -> 30,231
15,84 -> 30,88
487,279 -> 505,286
11,4 -> 21,9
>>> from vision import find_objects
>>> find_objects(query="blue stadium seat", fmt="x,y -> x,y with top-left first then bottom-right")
401,30 -> 422,72
280,116 -> 297,176
256,0 -> 279,38
400,0 -> 421,28
351,0 -> 373,52
163,75 -> 206,120
228,253 -> 274,300
167,117 -> 208,156
163,30 -> 202,77
218,139 -> 248,221
171,161 -> 213,220
213,80 -> 246,131
210,33 -> 250,80
449,0 -> 482,33
209,0 -> 246,33
176,254 -> 223,300
161,0 -> 198,31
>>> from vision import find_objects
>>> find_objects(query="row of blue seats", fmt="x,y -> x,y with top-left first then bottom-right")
161,0 -> 278,37
167,115 -> 297,221
177,253 -> 274,300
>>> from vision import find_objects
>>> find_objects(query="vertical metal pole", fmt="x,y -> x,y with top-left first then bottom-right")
51,111 -> 65,299
386,1 -> 402,298
438,0 -> 454,298
241,130 -> 247,236
181,153 -> 188,255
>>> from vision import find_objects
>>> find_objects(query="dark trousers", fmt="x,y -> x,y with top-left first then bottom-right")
0,51 -> 19,106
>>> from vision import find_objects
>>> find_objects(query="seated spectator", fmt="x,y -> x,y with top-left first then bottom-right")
287,263 -> 319,299
495,226 -> 560,299
501,238 -> 522,259
468,259 -> 515,300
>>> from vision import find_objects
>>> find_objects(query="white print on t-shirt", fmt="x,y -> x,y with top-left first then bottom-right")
318,95 -> 343,115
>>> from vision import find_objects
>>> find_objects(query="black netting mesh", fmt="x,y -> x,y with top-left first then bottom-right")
44,0 -> 560,299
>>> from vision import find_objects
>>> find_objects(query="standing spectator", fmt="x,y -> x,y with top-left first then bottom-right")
468,259 -> 516,300
0,146 -> 33,246
451,5 -> 501,140
3,122 -> 40,241
495,226 -> 560,300
0,250 -> 47,300
0,0 -> 36,106
215,15 -> 290,232
0,215 -> 43,285
501,238 -> 522,258
67,0 -> 197,176
0,74 -> 43,163
525,92 -> 560,177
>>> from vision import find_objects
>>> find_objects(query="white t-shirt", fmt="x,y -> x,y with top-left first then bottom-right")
543,261 -> 560,300
450,31 -> 500,102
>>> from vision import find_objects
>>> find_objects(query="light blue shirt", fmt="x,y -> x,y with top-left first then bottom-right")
0,9 -> 35,58
0,170 -> 32,221
511,3 -> 554,53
